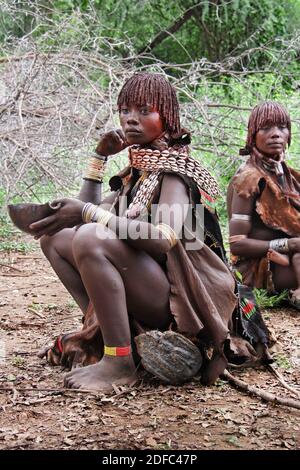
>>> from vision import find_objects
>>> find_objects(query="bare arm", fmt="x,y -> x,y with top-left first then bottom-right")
78,128 -> 128,204
78,179 -> 117,207
29,129 -> 126,237
78,179 -> 103,204
107,174 -> 190,258
229,191 -> 270,258
29,174 -> 190,251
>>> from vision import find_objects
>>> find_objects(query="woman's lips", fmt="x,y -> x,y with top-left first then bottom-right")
125,129 -> 142,135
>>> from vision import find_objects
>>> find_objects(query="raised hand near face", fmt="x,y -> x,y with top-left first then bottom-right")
95,128 -> 128,157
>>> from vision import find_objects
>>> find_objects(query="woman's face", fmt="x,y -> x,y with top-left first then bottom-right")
255,124 -> 290,157
119,103 -> 164,145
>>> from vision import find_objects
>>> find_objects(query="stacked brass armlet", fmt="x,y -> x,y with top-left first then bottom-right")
82,202 -> 113,226
83,155 -> 107,183
156,223 -> 178,248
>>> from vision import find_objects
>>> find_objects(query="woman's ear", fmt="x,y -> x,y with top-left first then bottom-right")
170,128 -> 191,145
149,131 -> 169,151
239,145 -> 251,156
149,128 -> 192,150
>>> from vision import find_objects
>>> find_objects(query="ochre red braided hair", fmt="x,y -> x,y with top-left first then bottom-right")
117,73 -> 181,135
240,101 -> 291,155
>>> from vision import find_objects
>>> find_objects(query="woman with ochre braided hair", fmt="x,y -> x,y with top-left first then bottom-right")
30,73 -> 239,392
227,101 -> 300,310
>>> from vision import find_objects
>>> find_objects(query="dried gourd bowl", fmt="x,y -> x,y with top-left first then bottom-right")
7,202 -> 60,235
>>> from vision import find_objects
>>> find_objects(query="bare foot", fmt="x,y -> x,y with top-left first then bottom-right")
290,287 -> 300,299
288,288 -> 300,311
64,354 -> 137,392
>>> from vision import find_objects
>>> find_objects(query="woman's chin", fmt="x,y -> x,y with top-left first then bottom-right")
126,137 -> 147,146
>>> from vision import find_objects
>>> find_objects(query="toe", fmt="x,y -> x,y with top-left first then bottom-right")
64,371 -> 73,380
37,346 -> 49,359
63,376 -> 69,388
64,368 -> 81,379
64,374 -> 74,388
70,379 -> 82,389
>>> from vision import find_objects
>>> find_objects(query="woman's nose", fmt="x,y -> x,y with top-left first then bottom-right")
126,111 -> 139,124
270,127 -> 280,137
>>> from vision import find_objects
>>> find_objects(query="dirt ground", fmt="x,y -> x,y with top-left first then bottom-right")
0,248 -> 300,450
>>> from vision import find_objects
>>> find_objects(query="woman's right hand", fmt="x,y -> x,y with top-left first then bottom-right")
95,129 -> 128,157
29,198 -> 85,239
288,238 -> 300,253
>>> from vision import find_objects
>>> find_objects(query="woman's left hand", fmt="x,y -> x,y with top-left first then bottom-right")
29,198 -> 85,239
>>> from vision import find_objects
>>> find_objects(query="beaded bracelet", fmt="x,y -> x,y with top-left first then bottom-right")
83,155 -> 107,183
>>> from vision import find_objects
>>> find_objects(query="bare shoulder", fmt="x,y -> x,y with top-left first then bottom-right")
159,173 -> 190,205
99,191 -> 118,209
231,189 -> 255,214
156,173 -> 190,227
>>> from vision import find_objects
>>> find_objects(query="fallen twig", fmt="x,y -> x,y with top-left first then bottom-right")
27,307 -> 44,319
228,363 -> 300,398
222,369 -> 300,410
267,364 -> 300,399
0,262 -> 23,272
0,272 -> 33,277
0,386 -> 100,396
10,352 -> 36,356
0,280 -> 58,293
228,361 -> 264,370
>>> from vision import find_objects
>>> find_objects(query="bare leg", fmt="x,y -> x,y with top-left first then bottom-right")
64,223 -> 171,391
40,229 -> 89,313
290,253 -> 300,299
272,253 -> 300,291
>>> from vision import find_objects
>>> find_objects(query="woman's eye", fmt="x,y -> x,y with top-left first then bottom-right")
140,108 -> 149,115
121,108 -> 129,114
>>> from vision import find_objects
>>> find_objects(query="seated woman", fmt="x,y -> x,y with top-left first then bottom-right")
31,72 -> 238,391
227,101 -> 300,309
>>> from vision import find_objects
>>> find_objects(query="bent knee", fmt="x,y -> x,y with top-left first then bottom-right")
72,224 -> 99,261
40,228 -> 75,257
72,223 -> 119,263
40,234 -> 54,255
